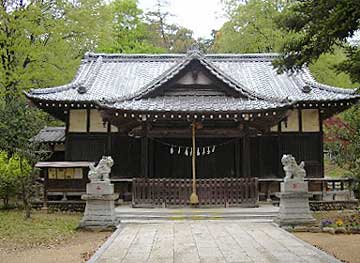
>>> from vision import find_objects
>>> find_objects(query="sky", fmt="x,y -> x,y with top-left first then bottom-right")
138,0 -> 227,39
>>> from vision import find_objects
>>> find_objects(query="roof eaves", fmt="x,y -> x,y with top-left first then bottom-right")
300,69 -> 357,95
25,58 -> 94,99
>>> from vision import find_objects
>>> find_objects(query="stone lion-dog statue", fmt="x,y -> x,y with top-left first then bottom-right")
281,154 -> 306,182
88,156 -> 114,182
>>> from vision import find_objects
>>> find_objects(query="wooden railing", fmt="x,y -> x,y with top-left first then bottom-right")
132,177 -> 258,208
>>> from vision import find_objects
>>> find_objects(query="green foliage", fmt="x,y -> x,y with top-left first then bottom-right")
326,105 -> 360,192
0,152 -> 31,208
337,46 -> 360,83
273,0 -> 360,82
0,99 -> 46,154
97,0 -> 164,53
0,0 -> 109,100
0,152 -> 14,208
213,0 -> 287,53
309,48 -> 359,89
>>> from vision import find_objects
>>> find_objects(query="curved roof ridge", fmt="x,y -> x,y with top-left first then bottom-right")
79,56 -> 103,93
27,83 -> 73,96
300,69 -> 358,95
27,59 -> 93,96
84,52 -> 185,62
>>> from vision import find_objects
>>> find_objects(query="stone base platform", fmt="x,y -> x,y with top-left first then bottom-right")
276,181 -> 315,226
79,193 -> 120,230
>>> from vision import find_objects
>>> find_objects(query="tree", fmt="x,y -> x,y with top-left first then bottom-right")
97,0 -> 164,53
325,105 -> 360,195
145,0 -> 195,53
146,0 -> 172,50
0,152 -> 16,208
309,47 -> 359,89
0,99 -> 46,154
198,30 -> 217,53
273,0 -> 360,82
0,98 -> 50,218
213,0 -> 287,53
0,0 -> 108,101
16,143 -> 49,219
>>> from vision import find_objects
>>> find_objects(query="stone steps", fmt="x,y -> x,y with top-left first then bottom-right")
115,206 -> 279,223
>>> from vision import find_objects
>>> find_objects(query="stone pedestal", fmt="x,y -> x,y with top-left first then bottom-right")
276,180 -> 315,226
79,182 -> 120,230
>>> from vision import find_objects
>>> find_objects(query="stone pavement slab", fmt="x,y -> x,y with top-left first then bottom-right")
90,221 -> 341,263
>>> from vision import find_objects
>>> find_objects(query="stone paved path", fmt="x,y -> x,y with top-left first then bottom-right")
91,222 -> 340,263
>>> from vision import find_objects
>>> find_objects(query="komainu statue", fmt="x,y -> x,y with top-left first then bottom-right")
281,154 -> 306,182
88,156 -> 114,182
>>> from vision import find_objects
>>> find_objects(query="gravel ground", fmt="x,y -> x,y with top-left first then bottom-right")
0,231 -> 110,263
295,232 -> 360,263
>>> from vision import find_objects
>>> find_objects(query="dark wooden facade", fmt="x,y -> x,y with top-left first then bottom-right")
64,131 -> 322,180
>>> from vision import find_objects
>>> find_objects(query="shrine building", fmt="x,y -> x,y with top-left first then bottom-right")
26,50 -> 359,207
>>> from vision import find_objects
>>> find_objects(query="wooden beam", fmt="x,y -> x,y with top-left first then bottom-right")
131,127 -> 259,138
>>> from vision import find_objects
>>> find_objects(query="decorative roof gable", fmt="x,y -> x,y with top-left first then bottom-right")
25,52 -> 359,108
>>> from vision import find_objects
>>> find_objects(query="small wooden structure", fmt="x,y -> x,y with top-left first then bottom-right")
35,161 -> 92,203
27,50 -> 359,207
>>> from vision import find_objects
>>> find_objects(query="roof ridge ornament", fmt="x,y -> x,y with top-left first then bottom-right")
187,42 -> 203,57
77,56 -> 103,94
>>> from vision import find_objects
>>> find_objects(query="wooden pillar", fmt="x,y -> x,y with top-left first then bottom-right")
106,123 -> 112,155
235,139 -> 241,177
277,122 -> 282,177
242,125 -> 251,177
149,139 -> 154,178
141,136 -> 149,178
319,109 -> 324,178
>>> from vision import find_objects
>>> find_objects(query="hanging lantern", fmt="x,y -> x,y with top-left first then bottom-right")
190,148 -> 193,156
178,147 -> 181,154
170,146 -> 174,154
185,147 -> 189,156
207,147 -> 211,155
212,145 -> 216,153
197,147 -> 200,156
202,147 -> 206,155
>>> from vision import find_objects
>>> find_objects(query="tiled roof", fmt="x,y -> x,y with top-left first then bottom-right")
31,127 -> 65,144
26,52 -> 359,111
100,96 -> 290,112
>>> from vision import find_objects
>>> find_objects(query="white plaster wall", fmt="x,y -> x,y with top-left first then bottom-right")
90,109 -> 107,132
69,110 -> 87,132
302,109 -> 320,132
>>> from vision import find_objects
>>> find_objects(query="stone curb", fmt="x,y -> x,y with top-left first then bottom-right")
87,224 -> 124,263
272,223 -> 342,263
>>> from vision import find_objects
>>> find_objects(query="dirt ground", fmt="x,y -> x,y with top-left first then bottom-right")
295,232 -> 360,263
0,231 -> 110,263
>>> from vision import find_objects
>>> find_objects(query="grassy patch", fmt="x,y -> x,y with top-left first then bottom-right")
0,210 -> 81,250
323,158 -> 350,178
